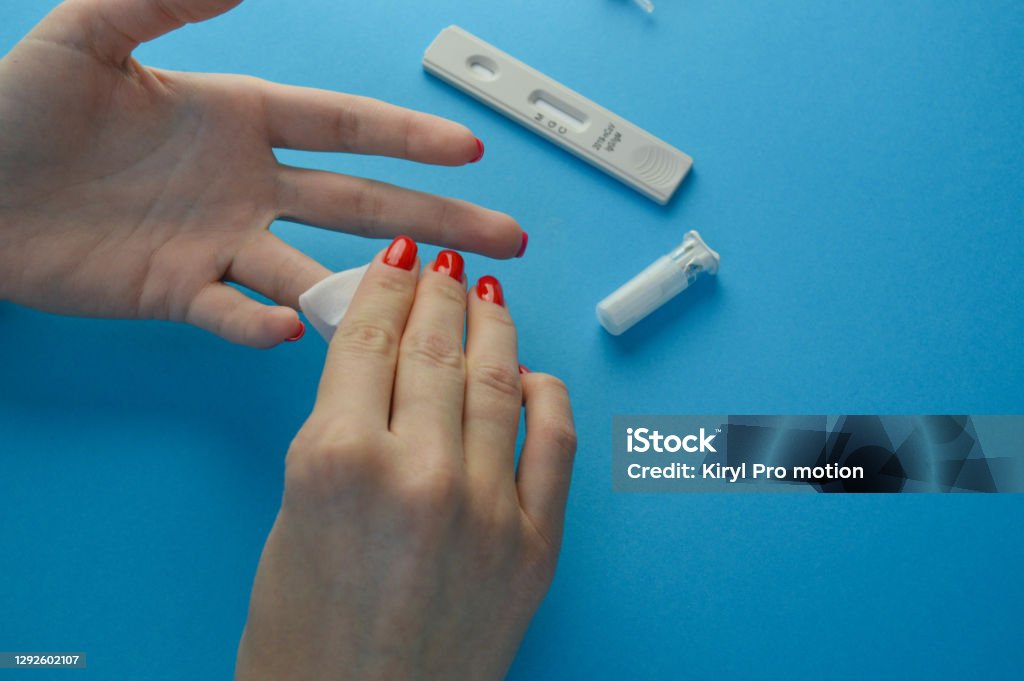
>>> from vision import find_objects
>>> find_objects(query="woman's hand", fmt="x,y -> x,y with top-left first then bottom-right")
0,0 -> 524,347
235,237 -> 577,680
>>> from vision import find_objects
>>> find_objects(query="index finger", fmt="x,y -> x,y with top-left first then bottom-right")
315,236 -> 419,429
258,81 -> 484,166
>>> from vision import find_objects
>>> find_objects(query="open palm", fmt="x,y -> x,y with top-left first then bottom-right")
0,0 -> 522,346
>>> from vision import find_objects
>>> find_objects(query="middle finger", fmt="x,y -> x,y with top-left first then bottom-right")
390,250 -> 469,449
274,166 -> 525,259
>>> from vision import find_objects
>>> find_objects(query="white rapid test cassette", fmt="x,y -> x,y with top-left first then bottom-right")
423,26 -> 692,204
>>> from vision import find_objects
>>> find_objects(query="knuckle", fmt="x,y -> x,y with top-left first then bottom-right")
431,196 -> 454,231
430,276 -> 469,306
332,103 -> 361,153
152,0 -> 183,24
534,373 -> 570,398
379,468 -> 466,560
235,74 -> 265,93
400,113 -> 415,158
484,497 -> 523,538
468,358 -> 521,399
399,467 -> 466,516
368,267 -> 412,295
334,319 -> 399,359
476,304 -> 516,330
352,181 -> 385,229
401,329 -> 464,371
539,418 -> 578,456
285,422 -> 386,495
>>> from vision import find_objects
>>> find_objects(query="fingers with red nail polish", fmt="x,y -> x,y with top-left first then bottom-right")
384,235 -> 417,270
318,236 -> 419,421
465,272 -> 519,484
390,253 -> 469,440
432,250 -> 465,282
476,275 -> 504,306
469,138 -> 485,163
515,232 -> 528,258
286,321 -> 306,342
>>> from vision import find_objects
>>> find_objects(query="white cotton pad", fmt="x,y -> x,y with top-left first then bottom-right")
298,264 -> 371,341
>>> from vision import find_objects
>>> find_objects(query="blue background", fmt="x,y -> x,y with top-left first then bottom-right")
2,0 -> 1022,678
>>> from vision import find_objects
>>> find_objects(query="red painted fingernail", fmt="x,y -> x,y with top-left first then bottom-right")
518,364 -> 531,375
470,138 -> 484,163
515,231 -> 529,258
384,235 -> 417,270
432,250 -> 465,281
476,275 -> 504,306
286,321 -> 305,342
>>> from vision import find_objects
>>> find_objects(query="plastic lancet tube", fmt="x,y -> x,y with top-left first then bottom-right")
596,230 -> 719,335
633,0 -> 655,13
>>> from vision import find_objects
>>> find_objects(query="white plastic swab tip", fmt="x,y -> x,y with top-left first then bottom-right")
596,230 -> 719,336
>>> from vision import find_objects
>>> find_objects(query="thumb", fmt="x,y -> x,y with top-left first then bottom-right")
36,0 -> 242,64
